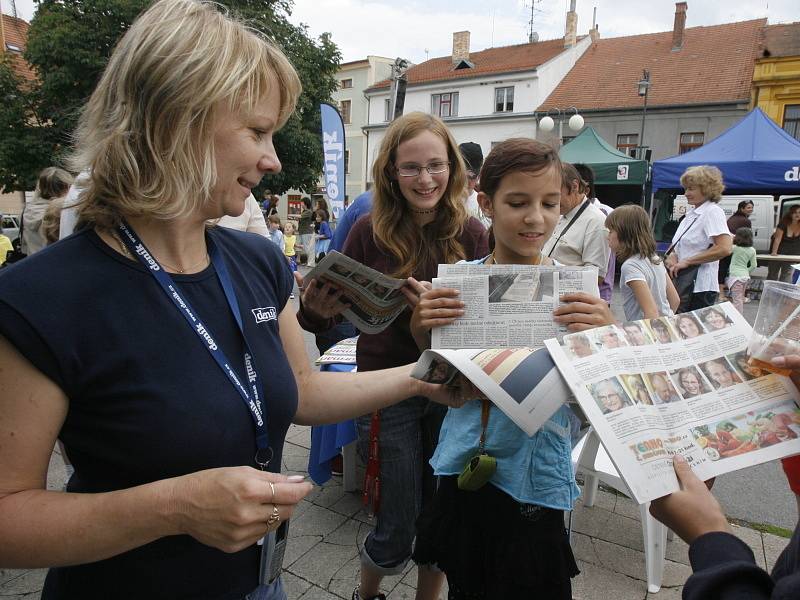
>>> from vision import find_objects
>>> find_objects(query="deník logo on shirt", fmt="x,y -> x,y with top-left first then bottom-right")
252,307 -> 277,324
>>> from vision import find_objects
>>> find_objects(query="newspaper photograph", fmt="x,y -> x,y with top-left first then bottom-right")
315,336 -> 358,365
412,346 -> 573,436
431,263 -> 600,349
304,251 -> 409,334
545,302 -> 800,504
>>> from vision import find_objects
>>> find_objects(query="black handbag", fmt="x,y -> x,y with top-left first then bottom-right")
665,216 -> 701,310
2,218 -> 26,266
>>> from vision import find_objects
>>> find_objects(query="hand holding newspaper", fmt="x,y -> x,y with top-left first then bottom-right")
304,251 -> 409,334
546,302 -> 800,503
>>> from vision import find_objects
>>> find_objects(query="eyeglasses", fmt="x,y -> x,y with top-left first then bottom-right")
396,162 -> 450,177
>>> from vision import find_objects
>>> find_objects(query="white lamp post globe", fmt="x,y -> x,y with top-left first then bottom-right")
539,116 -> 555,132
568,114 -> 584,131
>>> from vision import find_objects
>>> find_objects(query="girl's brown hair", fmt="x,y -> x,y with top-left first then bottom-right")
605,204 -> 659,264
371,112 -> 468,277
780,205 -> 800,229
36,167 -> 73,200
478,138 -> 561,198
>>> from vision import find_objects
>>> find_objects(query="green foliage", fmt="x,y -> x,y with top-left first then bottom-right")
0,0 -> 340,194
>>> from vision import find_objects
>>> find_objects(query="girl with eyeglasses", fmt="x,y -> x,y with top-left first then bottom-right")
299,111 -> 488,600
407,138 -> 617,599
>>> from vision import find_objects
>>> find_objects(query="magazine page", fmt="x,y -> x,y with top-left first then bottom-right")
315,336 -> 358,365
305,251 -> 408,334
412,346 -> 572,436
545,302 -> 800,503
431,264 -> 599,349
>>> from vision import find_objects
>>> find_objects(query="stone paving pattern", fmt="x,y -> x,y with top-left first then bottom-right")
1,426 -> 791,599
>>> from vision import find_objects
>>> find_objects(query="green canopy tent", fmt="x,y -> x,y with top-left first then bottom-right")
559,126 -> 647,187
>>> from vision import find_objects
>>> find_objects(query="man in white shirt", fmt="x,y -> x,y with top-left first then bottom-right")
543,164 -> 610,288
459,142 -> 490,230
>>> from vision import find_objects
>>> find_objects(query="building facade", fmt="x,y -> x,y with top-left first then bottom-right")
752,22 -> 800,141
362,7 -> 593,185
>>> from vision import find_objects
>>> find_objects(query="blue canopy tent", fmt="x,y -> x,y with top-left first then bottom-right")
652,108 -> 800,195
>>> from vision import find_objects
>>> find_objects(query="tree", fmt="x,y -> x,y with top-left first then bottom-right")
0,0 -> 340,194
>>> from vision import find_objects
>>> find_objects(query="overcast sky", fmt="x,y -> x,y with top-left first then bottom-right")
7,0 -> 799,63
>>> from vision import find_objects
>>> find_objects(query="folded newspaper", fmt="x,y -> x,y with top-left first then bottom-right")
412,346 -> 575,436
545,302 -> 800,504
431,263 -> 599,349
315,336 -> 358,365
304,251 -> 409,334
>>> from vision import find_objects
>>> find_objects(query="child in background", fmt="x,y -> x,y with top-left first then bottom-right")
725,227 -> 757,314
606,205 -> 680,321
266,214 -> 284,253
283,221 -> 298,300
314,209 -> 332,262
409,138 -> 610,599
283,221 -> 298,272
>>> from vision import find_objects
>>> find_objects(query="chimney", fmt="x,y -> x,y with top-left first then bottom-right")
589,7 -> 600,42
672,2 -> 687,50
564,0 -> 578,48
452,31 -> 470,65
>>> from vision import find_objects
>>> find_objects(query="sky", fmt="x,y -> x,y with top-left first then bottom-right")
6,0 -> 799,64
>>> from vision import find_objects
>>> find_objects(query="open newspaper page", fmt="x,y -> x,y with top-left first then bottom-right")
305,251 -> 408,334
412,346 -> 571,436
431,264 -> 599,349
545,302 -> 800,504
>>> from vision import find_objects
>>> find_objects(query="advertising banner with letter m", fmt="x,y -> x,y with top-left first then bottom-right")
320,102 -> 346,220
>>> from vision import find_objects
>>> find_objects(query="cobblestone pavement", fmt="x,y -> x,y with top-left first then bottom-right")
1,435 -> 791,600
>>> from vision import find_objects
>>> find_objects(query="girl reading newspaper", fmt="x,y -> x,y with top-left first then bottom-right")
406,140 -> 614,599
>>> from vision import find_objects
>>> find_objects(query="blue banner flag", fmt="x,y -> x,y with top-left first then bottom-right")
320,102 -> 346,220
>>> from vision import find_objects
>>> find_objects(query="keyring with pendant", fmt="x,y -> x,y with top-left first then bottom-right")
255,447 -> 273,471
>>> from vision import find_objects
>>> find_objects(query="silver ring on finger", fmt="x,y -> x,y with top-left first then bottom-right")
267,504 -> 281,527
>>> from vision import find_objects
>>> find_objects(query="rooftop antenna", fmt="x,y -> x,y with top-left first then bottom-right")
7,0 -> 18,18
526,0 -> 543,43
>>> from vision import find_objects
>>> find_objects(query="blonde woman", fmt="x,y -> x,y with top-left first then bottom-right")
666,165 -> 732,312
0,3 -> 468,598
302,111 -> 488,600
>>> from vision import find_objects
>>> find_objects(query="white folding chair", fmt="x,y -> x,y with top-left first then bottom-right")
570,429 -> 667,593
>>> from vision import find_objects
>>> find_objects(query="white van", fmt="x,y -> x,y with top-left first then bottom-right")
672,195 -> 774,252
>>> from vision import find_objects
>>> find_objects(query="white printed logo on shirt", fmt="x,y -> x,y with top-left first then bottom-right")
252,307 -> 277,324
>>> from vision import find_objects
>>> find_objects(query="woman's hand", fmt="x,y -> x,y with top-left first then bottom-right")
553,292 -> 616,332
414,374 -> 484,409
168,467 -> 312,553
295,273 -> 349,321
400,277 -> 432,309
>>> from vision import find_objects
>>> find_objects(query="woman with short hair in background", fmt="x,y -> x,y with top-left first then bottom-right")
21,167 -> 74,255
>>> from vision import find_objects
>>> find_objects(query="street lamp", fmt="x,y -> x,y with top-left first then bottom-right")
637,69 -> 651,159
538,107 -> 584,145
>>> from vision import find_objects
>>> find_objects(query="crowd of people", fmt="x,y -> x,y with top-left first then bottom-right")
0,1 -> 799,599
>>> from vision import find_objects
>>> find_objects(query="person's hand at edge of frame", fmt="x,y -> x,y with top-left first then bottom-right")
649,455 -> 730,545
400,277 -> 432,309
295,272 -> 349,321
771,353 -> 800,391
553,292 -> 617,332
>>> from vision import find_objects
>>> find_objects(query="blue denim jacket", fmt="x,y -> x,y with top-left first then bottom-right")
429,255 -> 580,510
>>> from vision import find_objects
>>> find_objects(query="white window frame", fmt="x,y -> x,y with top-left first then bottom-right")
494,86 -> 514,113
431,92 -> 459,118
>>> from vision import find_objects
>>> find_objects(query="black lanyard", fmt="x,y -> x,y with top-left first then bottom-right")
547,200 -> 590,258
117,221 -> 272,469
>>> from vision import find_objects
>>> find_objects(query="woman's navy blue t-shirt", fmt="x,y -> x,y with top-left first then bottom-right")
0,225 -> 297,599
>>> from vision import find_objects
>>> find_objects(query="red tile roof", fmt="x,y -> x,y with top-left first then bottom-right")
539,19 -> 765,111
367,37 -> 572,91
1,13 -> 35,82
760,22 -> 800,59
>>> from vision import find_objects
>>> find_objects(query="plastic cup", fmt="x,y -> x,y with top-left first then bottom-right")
747,281 -> 800,376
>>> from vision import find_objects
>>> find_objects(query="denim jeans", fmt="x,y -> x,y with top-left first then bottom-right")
244,577 -> 285,600
356,396 -> 446,575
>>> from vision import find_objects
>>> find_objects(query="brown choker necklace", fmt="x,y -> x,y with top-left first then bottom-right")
409,206 -> 438,215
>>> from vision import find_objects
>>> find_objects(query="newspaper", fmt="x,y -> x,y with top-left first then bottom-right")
315,336 -> 358,365
431,263 -> 600,349
304,251 -> 408,334
545,302 -> 800,504
412,346 -> 574,436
